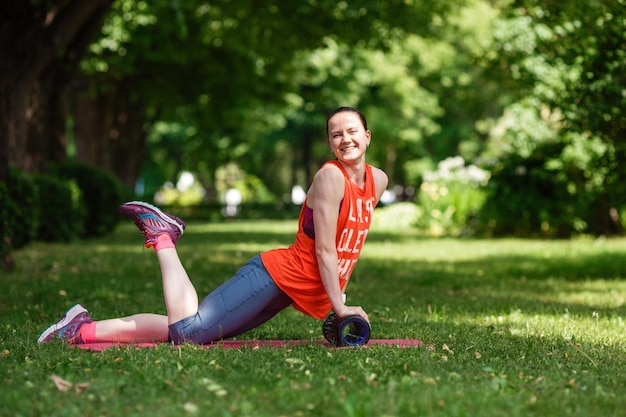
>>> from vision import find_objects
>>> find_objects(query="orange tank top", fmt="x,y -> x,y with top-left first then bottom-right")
260,160 -> 378,319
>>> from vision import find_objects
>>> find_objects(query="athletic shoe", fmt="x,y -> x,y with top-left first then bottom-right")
119,201 -> 186,248
37,304 -> 93,344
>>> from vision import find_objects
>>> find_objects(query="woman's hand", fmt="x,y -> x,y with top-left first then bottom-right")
334,305 -> 369,324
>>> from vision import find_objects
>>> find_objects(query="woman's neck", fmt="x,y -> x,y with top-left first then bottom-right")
337,159 -> 367,188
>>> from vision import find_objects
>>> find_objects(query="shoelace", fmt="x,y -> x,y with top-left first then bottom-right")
133,217 -> 159,241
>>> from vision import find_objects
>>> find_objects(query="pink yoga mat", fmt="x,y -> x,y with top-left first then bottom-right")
76,339 -> 425,351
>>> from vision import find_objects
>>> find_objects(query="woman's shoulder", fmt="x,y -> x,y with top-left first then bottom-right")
308,162 -> 346,200
368,164 -> 388,181
315,161 -> 345,180
367,164 -> 389,199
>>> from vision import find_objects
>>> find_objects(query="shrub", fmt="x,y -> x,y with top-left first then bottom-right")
0,183 -> 13,269
33,174 -> 85,242
476,144 -> 578,238
415,156 -> 490,236
5,167 -> 39,249
51,162 -> 128,237
371,202 -> 421,232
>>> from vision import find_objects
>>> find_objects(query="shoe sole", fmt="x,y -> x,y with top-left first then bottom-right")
37,304 -> 88,344
122,201 -> 185,236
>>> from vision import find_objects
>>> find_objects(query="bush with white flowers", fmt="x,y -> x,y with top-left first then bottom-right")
416,156 -> 490,236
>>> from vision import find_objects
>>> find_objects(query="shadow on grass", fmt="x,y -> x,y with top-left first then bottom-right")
354,251 -> 626,320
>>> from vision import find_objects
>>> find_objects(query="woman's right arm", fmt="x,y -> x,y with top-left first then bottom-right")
308,165 -> 369,322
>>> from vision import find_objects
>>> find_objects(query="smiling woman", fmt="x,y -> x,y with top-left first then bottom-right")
326,107 -> 371,168
38,106 -> 389,346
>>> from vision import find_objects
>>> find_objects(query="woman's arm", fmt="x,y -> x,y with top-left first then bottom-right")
308,164 -> 369,321
372,166 -> 389,203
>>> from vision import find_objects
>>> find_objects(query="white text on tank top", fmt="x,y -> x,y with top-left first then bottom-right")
337,197 -> 376,281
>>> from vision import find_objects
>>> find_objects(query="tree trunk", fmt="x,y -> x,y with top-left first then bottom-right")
73,82 -> 147,191
0,0 -> 112,175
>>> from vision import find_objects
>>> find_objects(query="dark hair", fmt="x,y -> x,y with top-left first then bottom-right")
326,106 -> 368,137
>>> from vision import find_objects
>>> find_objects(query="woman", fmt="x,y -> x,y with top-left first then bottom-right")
38,106 -> 389,345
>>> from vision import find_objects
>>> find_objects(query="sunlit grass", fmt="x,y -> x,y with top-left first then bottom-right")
1,220 -> 625,417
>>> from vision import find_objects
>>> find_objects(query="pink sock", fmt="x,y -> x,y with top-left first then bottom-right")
79,322 -> 97,343
153,233 -> 175,252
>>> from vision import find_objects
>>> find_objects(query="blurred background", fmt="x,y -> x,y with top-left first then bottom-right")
1,0 -> 625,268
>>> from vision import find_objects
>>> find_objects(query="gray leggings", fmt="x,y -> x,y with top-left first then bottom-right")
168,255 -> 293,344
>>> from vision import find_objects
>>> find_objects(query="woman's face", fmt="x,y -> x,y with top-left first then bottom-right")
327,111 -> 371,163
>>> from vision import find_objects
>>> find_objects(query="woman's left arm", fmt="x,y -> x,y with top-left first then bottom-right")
372,166 -> 389,203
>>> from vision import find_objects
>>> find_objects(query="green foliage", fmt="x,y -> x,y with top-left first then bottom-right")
479,142 -> 582,238
214,163 -> 275,205
418,0 -> 505,163
371,202 -> 421,232
483,98 -> 560,159
51,162 -> 129,238
480,1 -> 626,236
0,183 -> 11,266
1,166 -> 119,264
284,34 -> 446,187
154,172 -> 207,207
1,222 -> 626,416
10,0 -> 623,237
32,174 -> 85,242
4,167 -> 39,250
416,157 -> 490,236
276,0 -> 498,190
75,0 -> 475,200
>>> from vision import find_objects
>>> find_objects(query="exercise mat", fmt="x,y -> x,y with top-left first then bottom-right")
75,338 -> 425,351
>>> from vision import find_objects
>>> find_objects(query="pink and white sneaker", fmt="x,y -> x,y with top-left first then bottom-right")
119,201 -> 186,248
37,304 -> 93,344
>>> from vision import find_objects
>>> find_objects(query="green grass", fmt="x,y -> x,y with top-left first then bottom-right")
1,220 -> 625,417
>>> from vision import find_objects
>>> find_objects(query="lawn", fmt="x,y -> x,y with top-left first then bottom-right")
1,220 -> 625,417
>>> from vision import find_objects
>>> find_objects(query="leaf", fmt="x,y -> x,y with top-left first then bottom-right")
183,402 -> 198,414
423,377 -> 437,385
50,374 -> 90,394
442,343 -> 454,354
74,383 -> 91,394
50,374 -> 72,392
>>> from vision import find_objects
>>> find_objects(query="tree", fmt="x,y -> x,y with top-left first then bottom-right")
262,0 -> 508,199
277,37 -> 443,190
0,0 -> 113,182
72,0 -> 464,192
479,0 -> 626,236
